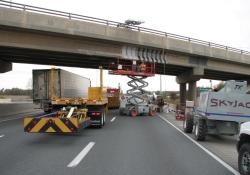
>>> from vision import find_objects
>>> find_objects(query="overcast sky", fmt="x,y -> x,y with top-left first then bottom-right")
1,0 -> 250,91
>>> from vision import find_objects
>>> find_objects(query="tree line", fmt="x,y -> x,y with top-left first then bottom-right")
0,88 -> 32,96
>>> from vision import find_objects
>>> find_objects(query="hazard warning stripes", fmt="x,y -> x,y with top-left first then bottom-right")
24,118 -> 79,133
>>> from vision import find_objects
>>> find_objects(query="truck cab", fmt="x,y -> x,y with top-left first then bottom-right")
237,122 -> 250,175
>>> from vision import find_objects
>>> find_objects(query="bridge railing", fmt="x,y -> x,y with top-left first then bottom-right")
0,0 -> 249,55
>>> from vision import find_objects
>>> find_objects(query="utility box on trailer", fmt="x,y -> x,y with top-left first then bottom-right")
107,88 -> 120,109
183,80 -> 250,141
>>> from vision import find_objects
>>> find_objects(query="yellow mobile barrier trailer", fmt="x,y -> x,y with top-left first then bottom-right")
24,67 -> 108,133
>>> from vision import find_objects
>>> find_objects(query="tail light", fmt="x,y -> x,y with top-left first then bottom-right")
91,112 -> 100,116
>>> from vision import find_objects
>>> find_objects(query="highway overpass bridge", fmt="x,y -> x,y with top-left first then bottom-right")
0,0 -> 250,107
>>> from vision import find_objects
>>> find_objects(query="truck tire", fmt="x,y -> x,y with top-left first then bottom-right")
97,108 -> 105,128
103,111 -> 106,126
239,143 -> 250,175
98,113 -> 104,128
194,119 -> 207,141
100,106 -> 106,127
183,113 -> 194,133
119,109 -> 123,116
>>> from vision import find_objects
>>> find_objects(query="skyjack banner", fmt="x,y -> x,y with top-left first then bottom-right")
210,98 -> 250,108
198,92 -> 250,116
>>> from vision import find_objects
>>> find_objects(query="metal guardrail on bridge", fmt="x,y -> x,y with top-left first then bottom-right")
0,0 -> 249,55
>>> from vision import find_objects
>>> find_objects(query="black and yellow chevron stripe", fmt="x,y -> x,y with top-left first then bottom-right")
24,117 -> 79,133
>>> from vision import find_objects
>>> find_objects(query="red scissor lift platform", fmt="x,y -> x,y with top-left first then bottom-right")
109,63 -> 155,77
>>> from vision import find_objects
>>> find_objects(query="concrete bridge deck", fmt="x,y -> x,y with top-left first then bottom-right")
0,0 -> 249,82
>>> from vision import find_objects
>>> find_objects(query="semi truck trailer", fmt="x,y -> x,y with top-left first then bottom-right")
33,68 -> 91,113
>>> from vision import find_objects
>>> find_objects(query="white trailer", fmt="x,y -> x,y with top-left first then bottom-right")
33,69 -> 91,113
184,80 -> 250,141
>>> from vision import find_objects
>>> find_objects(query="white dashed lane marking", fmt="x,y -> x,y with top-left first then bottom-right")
110,117 -> 116,122
67,142 -> 95,168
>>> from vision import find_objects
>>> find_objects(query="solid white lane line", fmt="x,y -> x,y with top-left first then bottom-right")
158,114 -> 240,175
0,135 -> 4,138
67,142 -> 95,168
110,117 -> 116,122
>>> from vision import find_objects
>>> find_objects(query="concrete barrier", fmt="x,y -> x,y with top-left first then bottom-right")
0,103 -> 41,118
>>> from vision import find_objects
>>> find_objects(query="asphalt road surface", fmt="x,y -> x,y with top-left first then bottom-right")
0,110 -> 237,175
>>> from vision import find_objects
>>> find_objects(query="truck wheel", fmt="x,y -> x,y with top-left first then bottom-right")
98,112 -> 104,128
239,143 -> 250,175
194,119 -> 207,141
103,112 -> 106,126
131,110 -> 137,117
119,109 -> 123,116
183,113 -> 194,133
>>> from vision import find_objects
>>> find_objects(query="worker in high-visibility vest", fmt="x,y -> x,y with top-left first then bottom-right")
139,62 -> 146,72
132,60 -> 136,72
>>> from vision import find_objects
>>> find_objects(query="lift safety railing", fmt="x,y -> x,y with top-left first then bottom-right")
0,0 -> 249,55
109,63 -> 155,75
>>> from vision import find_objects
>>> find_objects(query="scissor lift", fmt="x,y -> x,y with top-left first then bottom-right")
109,62 -> 157,117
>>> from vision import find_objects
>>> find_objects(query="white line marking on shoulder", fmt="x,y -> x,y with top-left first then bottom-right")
158,114 -> 240,175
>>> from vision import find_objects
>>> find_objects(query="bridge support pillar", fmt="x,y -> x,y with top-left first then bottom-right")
179,83 -> 187,111
0,60 -> 12,73
176,67 -> 203,109
188,81 -> 197,102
